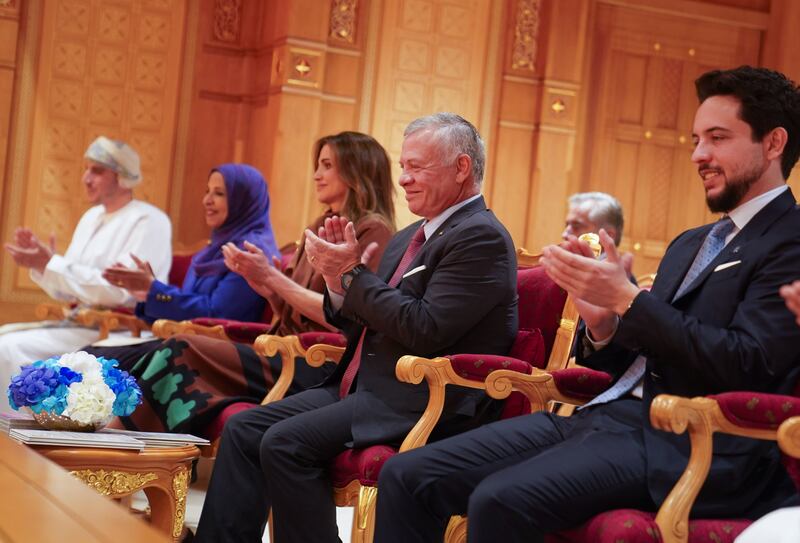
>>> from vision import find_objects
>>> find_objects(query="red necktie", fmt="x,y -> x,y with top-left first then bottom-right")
339,226 -> 427,398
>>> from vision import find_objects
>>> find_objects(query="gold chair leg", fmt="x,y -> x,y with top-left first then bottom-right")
444,515 -> 468,543
351,485 -> 378,543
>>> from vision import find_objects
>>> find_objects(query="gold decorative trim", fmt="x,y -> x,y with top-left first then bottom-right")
172,467 -> 190,538
558,318 -> 575,332
213,0 -> 241,43
511,0 -> 540,71
356,485 -> 377,530
70,469 -> 158,496
330,0 -> 357,43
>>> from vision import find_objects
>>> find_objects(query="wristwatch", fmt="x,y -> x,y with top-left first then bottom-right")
340,264 -> 367,292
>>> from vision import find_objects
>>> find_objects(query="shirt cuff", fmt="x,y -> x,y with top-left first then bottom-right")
30,254 -> 65,286
585,316 -> 619,350
328,290 -> 344,311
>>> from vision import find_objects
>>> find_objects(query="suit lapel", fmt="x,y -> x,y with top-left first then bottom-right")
389,196 -> 488,284
655,227 -> 710,302
380,220 -> 424,282
670,188 -> 796,303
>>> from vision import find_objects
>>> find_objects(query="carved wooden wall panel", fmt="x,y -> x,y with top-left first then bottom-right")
5,0 -> 186,303
368,0 -> 493,228
579,2 -> 761,274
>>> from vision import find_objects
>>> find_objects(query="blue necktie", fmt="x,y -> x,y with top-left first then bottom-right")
582,216 -> 735,408
673,216 -> 735,301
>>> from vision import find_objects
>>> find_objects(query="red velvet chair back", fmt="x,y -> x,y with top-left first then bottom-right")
168,253 -> 195,287
515,266 -> 568,365
503,267 -> 567,420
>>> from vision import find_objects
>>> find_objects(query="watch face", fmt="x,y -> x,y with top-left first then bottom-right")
341,271 -> 354,290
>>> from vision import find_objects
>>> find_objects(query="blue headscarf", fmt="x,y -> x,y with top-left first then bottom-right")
191,163 -> 280,277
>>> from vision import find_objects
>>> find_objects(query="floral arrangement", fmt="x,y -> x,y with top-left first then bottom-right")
7,351 -> 142,427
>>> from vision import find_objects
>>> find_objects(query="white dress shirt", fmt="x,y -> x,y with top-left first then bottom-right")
30,199 -> 173,308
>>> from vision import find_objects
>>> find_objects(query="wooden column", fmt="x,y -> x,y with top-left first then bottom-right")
762,0 -> 800,191
174,0 -> 371,248
488,0 -> 590,251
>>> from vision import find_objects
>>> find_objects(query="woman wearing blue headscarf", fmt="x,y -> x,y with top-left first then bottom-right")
102,163 -> 279,324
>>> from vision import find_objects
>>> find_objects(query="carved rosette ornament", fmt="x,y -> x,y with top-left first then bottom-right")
172,467 -> 190,538
214,0 -> 242,43
330,0 -> 357,43
512,0 -> 540,71
70,469 -> 158,496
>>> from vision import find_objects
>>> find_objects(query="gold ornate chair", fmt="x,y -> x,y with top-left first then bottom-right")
441,370 -> 800,543
297,248 -> 597,543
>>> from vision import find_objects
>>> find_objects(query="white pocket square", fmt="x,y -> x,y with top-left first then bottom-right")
713,260 -> 741,272
402,265 -> 427,279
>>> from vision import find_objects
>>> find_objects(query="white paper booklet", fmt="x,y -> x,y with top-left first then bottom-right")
101,428 -> 210,447
9,428 -> 145,450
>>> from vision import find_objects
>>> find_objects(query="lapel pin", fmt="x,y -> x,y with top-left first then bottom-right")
731,246 -> 741,254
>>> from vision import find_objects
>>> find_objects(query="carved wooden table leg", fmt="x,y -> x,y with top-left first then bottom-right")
31,445 -> 200,543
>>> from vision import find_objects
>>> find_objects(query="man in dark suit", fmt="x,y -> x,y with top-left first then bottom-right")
374,66 -> 800,543
194,113 -> 518,542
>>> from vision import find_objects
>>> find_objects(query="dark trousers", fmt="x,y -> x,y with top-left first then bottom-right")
374,399 -> 656,543
195,387 -> 352,543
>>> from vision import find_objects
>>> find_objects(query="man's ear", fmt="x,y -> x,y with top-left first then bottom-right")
603,227 -> 619,246
455,153 -> 472,184
764,126 -> 788,162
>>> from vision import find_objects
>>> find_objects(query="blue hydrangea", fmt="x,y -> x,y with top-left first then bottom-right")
112,381 -> 142,417
8,363 -> 60,410
7,354 -> 142,419
98,357 -> 142,417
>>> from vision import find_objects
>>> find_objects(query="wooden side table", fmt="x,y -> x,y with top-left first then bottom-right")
0,434 -> 169,542
31,444 -> 200,542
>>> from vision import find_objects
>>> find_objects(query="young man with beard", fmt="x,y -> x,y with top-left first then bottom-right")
373,66 -> 800,542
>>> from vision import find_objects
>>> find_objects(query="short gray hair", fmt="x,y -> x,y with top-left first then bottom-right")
404,112 -> 486,185
568,192 -> 625,245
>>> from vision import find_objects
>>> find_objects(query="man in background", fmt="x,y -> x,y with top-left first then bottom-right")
0,136 -> 171,412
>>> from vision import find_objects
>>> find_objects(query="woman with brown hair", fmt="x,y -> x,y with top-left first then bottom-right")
108,131 -> 396,435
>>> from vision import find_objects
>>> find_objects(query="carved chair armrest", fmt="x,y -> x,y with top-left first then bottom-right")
648,394 -> 785,543
394,355 -> 536,453
151,319 -> 228,341
253,334 -> 306,405
304,343 -> 346,367
484,368 -> 604,412
251,333 -> 345,406
778,416 -> 800,458
34,302 -> 71,321
74,308 -> 149,340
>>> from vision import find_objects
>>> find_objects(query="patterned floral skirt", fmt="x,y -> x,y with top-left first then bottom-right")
85,334 -> 336,436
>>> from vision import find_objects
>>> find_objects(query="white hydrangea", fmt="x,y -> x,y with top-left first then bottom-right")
57,351 -> 104,383
62,380 -> 115,425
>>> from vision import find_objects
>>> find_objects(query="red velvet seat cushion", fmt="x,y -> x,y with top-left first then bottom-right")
203,401 -> 258,441
190,318 -> 272,344
297,332 -> 347,350
550,367 -> 614,400
447,354 -> 536,381
330,445 -> 398,487
711,392 -> 800,430
547,509 -> 751,543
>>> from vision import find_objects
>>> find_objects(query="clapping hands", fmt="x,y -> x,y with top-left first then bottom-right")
4,228 -> 55,274
102,254 -> 155,301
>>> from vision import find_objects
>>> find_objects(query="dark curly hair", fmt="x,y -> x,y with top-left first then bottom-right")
695,66 -> 800,179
